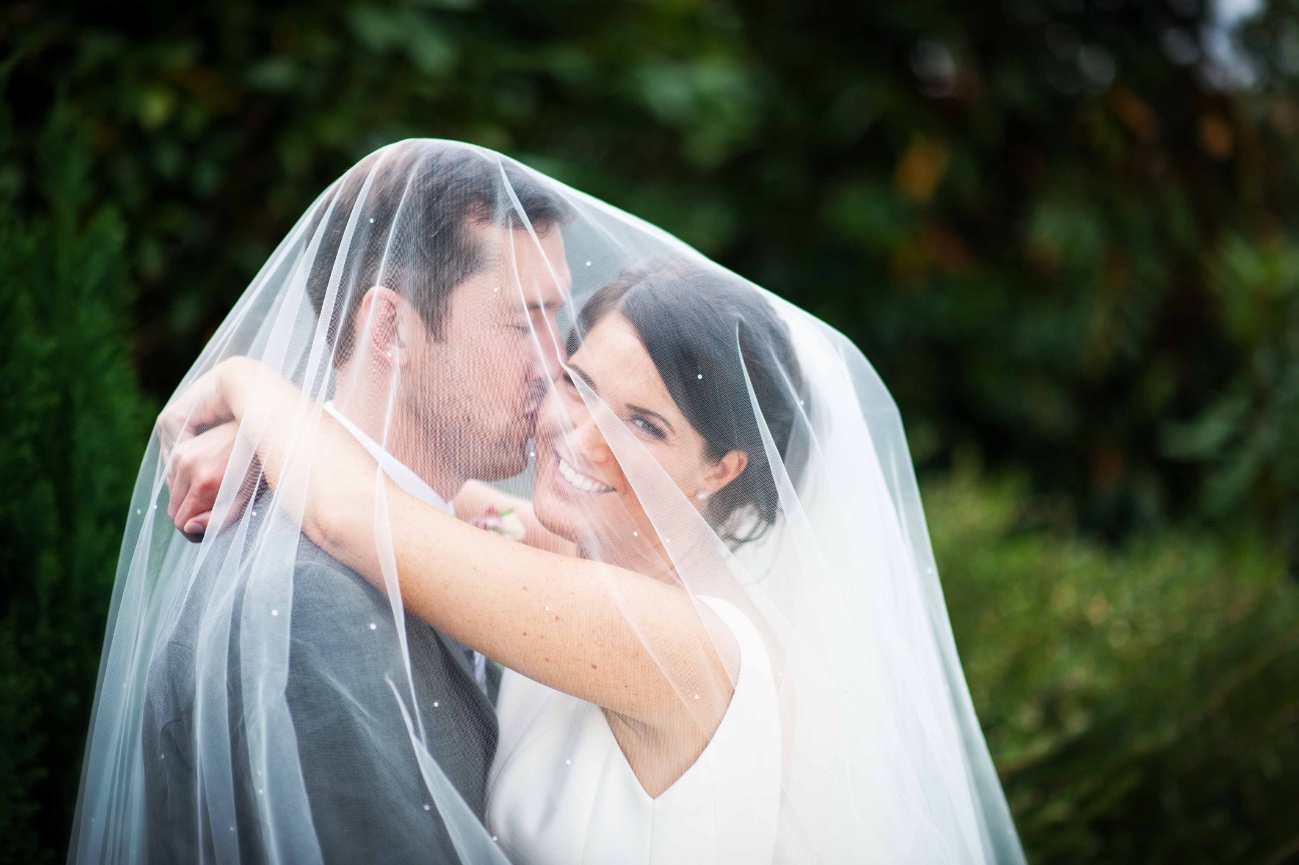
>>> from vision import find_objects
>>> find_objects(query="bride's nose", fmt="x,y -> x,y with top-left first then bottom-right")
563,397 -> 613,466
538,388 -> 611,465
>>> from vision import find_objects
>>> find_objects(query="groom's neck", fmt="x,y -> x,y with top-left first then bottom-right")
331,381 -> 465,504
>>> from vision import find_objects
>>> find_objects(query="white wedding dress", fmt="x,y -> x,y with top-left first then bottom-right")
486,596 -> 781,865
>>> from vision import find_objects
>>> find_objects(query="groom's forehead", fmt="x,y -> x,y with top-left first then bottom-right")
442,251 -> 565,331
473,223 -> 571,309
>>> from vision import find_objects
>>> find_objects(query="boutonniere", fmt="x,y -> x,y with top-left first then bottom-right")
468,505 -> 526,542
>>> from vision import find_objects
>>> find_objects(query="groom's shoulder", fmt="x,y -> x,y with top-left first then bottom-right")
284,539 -> 452,698
291,537 -> 380,611
292,535 -> 357,582
288,537 -> 412,644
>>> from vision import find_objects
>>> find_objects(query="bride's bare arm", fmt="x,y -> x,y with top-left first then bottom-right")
160,358 -> 737,739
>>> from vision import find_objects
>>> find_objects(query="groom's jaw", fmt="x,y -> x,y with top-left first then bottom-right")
330,383 -> 467,504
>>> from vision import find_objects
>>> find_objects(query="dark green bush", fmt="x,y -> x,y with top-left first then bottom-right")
0,107 -> 151,863
928,462 -> 1299,864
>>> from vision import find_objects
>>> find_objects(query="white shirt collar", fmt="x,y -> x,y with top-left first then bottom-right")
324,401 -> 454,516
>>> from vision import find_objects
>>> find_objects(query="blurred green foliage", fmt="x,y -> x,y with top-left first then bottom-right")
931,461 -> 1298,863
3,0 -> 1296,551
1,0 -> 1297,861
0,106 -> 152,862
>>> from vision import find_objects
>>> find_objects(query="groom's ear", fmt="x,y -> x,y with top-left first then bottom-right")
356,286 -> 405,364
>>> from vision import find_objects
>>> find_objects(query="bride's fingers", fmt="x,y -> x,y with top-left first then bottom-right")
181,511 -> 211,540
166,432 -> 212,531
165,442 -> 195,528
169,422 -> 244,541
156,405 -> 192,467
175,482 -> 217,541
173,473 -> 221,537
182,468 -> 257,540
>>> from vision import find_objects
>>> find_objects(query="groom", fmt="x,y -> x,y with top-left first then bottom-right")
143,143 -> 572,863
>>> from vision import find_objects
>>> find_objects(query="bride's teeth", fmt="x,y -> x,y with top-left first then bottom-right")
558,456 -> 612,493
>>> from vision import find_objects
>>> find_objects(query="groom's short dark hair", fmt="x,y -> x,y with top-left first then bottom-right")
304,141 -> 572,365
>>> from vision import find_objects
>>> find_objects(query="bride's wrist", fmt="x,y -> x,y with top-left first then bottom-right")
215,356 -> 264,420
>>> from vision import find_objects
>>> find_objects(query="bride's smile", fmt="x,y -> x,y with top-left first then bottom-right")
553,451 -> 615,495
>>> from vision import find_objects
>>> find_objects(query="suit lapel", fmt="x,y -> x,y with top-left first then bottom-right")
431,627 -> 498,734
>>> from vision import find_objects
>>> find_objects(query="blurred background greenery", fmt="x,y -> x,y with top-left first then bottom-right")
1,0 -> 1296,861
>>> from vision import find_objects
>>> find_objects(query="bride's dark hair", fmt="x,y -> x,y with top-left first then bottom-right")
568,260 -> 809,546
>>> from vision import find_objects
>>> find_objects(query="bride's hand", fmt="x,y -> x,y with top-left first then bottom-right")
156,359 -> 259,541
156,365 -> 235,457
165,422 -> 257,541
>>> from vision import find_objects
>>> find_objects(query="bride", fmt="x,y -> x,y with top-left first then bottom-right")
70,140 -> 1024,864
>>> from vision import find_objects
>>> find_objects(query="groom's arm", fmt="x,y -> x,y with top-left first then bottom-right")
285,559 -> 471,865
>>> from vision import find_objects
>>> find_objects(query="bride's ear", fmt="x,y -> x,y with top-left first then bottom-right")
701,450 -> 748,498
357,286 -> 406,364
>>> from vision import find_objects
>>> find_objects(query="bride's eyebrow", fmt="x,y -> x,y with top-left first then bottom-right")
568,362 -> 676,435
567,362 -> 599,394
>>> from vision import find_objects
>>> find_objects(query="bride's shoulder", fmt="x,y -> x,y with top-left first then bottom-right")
695,596 -> 772,681
696,595 -> 757,633
689,597 -> 781,785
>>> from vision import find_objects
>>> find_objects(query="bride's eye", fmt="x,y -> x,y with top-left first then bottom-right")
630,415 -> 665,439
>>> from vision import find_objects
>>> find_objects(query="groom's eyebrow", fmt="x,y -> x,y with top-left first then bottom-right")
515,287 -> 565,315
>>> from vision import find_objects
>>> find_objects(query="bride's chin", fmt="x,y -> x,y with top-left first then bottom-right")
532,482 -> 581,544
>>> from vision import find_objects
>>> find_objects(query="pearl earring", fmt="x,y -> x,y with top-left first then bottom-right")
695,489 -> 708,501
386,351 -> 393,358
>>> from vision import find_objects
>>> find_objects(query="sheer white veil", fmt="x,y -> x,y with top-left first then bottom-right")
70,139 -> 1024,864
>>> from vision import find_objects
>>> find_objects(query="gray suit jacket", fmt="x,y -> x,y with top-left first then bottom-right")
142,519 -> 497,864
